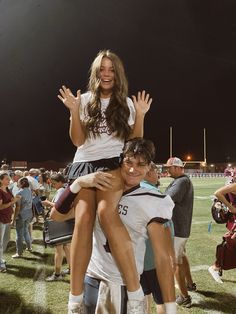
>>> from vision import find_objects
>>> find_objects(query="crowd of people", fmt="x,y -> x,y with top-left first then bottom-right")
0,167 -> 71,277
1,50 -> 236,314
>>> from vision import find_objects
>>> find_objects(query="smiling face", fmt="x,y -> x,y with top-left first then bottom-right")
121,155 -> 151,190
99,57 -> 115,97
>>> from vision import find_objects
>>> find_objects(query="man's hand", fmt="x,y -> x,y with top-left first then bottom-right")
77,172 -> 115,191
42,199 -> 51,207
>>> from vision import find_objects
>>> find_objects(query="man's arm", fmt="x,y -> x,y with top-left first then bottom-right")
147,221 -> 176,313
165,178 -> 187,203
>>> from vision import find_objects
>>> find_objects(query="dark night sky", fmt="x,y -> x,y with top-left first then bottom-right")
1,0 -> 236,164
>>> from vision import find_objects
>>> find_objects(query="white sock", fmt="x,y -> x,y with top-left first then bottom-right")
127,286 -> 144,301
69,180 -> 81,194
68,292 -> 83,304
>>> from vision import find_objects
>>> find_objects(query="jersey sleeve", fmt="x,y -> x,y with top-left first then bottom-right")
53,188 -> 65,203
143,194 -> 175,224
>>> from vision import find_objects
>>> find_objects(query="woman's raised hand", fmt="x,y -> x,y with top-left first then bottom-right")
132,90 -> 153,115
58,85 -> 81,112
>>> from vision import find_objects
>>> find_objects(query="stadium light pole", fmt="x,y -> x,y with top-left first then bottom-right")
204,128 -> 207,164
170,126 -> 173,158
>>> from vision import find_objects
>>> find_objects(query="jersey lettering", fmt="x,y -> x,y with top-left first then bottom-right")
103,239 -> 111,253
118,204 -> 128,215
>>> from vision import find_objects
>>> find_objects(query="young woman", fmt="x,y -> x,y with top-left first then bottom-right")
53,50 -> 152,313
0,172 -> 20,271
42,173 -> 71,281
12,177 -> 33,258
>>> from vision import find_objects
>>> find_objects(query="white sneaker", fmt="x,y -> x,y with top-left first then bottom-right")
12,253 -> 23,258
208,266 -> 223,283
127,299 -> 147,314
46,272 -> 63,282
68,301 -> 85,314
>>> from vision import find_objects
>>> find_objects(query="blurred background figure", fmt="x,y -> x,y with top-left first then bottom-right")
164,157 -> 195,309
208,176 -> 236,283
42,173 -> 71,281
0,172 -> 20,272
0,164 -> 10,175
12,177 -> 33,258
38,172 -> 51,199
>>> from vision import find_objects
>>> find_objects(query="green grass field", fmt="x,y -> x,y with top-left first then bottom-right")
1,177 -> 236,314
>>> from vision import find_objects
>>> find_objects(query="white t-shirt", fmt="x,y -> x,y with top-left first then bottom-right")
73,92 -> 136,162
26,176 -> 40,191
87,185 -> 175,285
52,187 -> 65,203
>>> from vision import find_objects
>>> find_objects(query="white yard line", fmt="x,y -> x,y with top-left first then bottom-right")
194,195 -> 215,200
190,264 -> 209,272
192,220 -> 211,224
33,242 -> 47,308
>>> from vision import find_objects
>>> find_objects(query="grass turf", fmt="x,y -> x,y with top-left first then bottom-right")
1,177 -> 236,313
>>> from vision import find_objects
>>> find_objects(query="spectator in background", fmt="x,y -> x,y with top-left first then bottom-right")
3,170 -> 23,252
208,175 -> 236,282
39,167 -> 46,174
12,177 -> 33,258
0,164 -> 10,175
140,162 -> 175,314
42,173 -> 71,281
26,169 -> 40,194
164,157 -> 195,308
26,169 -> 40,236
23,170 -> 29,177
0,172 -> 21,272
38,173 -> 51,199
224,165 -> 234,185
10,170 -> 23,196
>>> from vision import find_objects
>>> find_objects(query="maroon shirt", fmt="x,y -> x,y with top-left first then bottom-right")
0,188 -> 14,224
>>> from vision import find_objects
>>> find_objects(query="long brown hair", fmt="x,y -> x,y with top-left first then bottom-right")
84,50 -> 131,140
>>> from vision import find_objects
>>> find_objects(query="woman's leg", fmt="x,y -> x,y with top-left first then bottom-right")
70,188 -> 96,296
96,168 -> 140,292
0,222 -> 6,263
15,219 -> 24,255
63,243 -> 71,267
23,218 -> 32,250
54,244 -> 64,274
3,223 -> 10,252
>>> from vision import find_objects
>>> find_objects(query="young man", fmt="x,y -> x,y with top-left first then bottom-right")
164,157 -> 195,308
61,138 -> 176,314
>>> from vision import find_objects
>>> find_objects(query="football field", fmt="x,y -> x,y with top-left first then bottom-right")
0,177 -> 235,314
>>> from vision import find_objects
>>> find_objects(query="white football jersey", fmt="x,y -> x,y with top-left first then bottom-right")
87,185 -> 175,285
